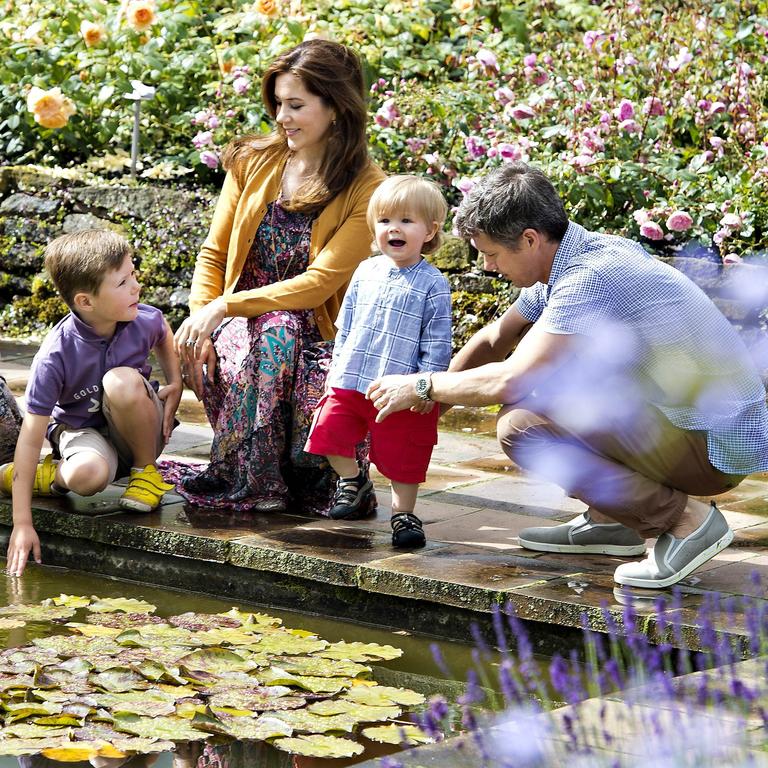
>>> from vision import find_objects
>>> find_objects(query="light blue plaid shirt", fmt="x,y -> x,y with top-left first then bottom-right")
515,222 -> 768,475
329,256 -> 452,393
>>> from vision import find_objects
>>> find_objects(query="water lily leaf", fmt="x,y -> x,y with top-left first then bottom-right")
33,714 -> 84,726
345,685 -> 425,707
132,659 -> 187,686
0,618 -> 25,629
48,595 -> 92,608
307,699 -> 401,720
218,713 -> 293,740
88,597 -> 157,614
263,709 -> 360,734
111,713 -> 209,741
207,688 -> 306,711
272,734 -> 364,758
319,641 -> 403,662
156,683 -> 200,699
249,634 -> 328,655
0,737 -> 69,756
220,608 -> 281,627
0,604 -> 76,622
195,628 -> 263,647
116,626 -> 197,648
85,612 -> 168,629
274,655 -> 371,679
2,723 -> 72,739
169,612 -> 243,631
96,692 -> 177,718
34,635 -> 122,657
177,647 -> 253,675
4,700 -> 63,722
41,741 -> 121,762
110,736 -> 176,754
189,709 -> 231,735
65,622 -> 123,638
0,674 -> 36,691
362,723 -> 434,745
259,668 -> 351,694
89,667 -> 149,693
58,657 -> 93,676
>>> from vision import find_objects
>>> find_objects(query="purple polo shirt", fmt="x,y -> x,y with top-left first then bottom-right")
25,304 -> 166,432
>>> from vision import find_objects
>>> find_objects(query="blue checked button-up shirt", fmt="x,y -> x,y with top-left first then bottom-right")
329,256 -> 452,394
515,222 -> 768,475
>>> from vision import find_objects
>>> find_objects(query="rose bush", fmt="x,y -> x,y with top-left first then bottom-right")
0,0 -> 767,262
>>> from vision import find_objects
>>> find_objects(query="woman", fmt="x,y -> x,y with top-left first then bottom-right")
0,376 -> 22,464
172,39 -> 385,514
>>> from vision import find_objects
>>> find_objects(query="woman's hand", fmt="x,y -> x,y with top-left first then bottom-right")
174,299 -> 226,399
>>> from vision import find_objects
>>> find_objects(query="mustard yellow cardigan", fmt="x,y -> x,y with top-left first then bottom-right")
189,146 -> 386,340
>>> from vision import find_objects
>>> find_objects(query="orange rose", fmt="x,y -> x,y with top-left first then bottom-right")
221,59 -> 234,75
126,0 -> 156,31
79,20 -> 106,47
453,0 -> 474,12
26,87 -> 76,129
255,0 -> 279,18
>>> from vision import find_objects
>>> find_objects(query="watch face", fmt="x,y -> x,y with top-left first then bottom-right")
415,375 -> 430,400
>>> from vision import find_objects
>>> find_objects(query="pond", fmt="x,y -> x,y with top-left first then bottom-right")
0,561 -> 518,768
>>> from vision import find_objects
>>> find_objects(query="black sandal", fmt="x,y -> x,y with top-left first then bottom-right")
391,512 -> 426,549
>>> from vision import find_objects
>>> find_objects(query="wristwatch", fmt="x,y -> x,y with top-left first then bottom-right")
415,372 -> 433,401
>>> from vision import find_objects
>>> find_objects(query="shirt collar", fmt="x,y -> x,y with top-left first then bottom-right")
548,221 -> 587,290
69,311 -> 124,343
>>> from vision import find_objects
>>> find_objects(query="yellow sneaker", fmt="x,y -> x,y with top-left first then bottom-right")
119,464 -> 174,512
0,455 -> 63,497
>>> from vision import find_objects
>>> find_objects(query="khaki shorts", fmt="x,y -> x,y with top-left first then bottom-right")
50,378 -> 165,482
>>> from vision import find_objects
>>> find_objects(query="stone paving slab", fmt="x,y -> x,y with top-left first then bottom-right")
2,339 -> 768,652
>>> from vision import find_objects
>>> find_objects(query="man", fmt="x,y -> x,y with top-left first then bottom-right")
366,163 -> 768,589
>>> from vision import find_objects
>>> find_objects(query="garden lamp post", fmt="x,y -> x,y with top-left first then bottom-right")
125,80 -> 156,179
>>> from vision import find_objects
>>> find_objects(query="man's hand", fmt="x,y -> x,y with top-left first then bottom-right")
6,523 -> 41,577
410,400 -> 435,415
366,374 -> 420,423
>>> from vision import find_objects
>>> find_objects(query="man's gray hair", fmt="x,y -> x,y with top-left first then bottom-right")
455,163 -> 569,248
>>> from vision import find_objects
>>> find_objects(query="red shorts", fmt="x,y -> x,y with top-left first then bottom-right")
305,388 -> 439,484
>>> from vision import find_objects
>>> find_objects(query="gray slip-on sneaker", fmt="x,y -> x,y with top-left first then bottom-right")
613,502 -> 733,589
518,512 -> 647,556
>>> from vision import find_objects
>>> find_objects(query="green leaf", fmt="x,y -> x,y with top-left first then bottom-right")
111,713 -> 210,741
0,604 -> 76,622
272,734 -> 364,758
345,685 -> 425,707
319,641 -> 403,662
88,597 -> 157,614
362,723 -> 434,745
307,699 -> 401,720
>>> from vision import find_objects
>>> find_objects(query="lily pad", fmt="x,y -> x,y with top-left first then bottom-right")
169,612 -> 242,631
0,737 -> 71,756
64,622 -> 123,638
88,597 -> 157,614
194,628 -> 263,647
2,723 -> 73,739
274,655 -> 371,679
218,713 -> 293,740
220,608 -> 282,627
263,709 -> 360,734
0,618 -> 26,629
4,700 -> 64,722
33,635 -> 122,657
308,699 -> 401,720
259,668 -> 351,694
345,685 -> 425,707
110,736 -> 176,754
111,713 -> 210,742
41,741 -> 125,762
0,674 -> 36,691
177,647 -> 254,675
47,595 -> 92,608
320,641 -> 403,662
362,723 -> 435,745
92,691 -> 177,717
272,734 -> 364,758
85,612 -> 168,629
115,626 -> 197,649
207,688 -> 306,711
0,604 -> 76,622
249,634 -> 328,655
89,667 -> 149,693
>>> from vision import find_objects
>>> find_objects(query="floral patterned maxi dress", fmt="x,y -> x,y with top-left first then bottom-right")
166,201 -> 337,515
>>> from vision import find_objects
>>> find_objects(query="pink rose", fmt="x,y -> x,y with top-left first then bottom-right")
618,119 -> 640,134
498,142 -> 522,161
720,212 -> 742,229
199,150 -> 219,169
493,86 -> 514,105
640,221 -> 664,240
192,130 -> 213,149
509,104 -> 536,120
615,99 -> 635,121
232,76 -> 250,95
643,96 -> 665,116
523,53 -> 537,67
666,210 -> 693,232
476,48 -> 499,73
454,177 -> 477,196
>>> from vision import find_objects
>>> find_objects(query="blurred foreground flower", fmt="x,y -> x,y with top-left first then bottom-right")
125,0 -> 156,31
200,150 -> 220,169
255,0 -> 280,17
80,20 -> 106,47
26,87 -> 76,129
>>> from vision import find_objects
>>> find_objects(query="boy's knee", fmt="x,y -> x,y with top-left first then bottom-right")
102,367 -> 146,404
61,453 -> 111,495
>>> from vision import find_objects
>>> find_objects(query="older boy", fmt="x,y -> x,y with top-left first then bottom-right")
2,230 -> 182,576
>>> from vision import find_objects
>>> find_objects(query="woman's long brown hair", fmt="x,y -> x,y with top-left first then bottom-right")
222,39 -> 370,212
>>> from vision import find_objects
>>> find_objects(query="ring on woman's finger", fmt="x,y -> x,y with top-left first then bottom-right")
185,339 -> 197,347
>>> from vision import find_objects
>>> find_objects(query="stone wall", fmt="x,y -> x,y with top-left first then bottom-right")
0,165 -> 766,383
